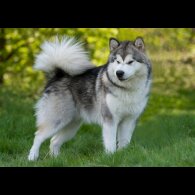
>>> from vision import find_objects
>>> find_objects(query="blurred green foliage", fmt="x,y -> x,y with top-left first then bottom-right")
0,29 -> 195,166
0,28 -> 194,96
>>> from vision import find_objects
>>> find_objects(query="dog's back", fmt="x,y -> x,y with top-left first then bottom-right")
28,36 -> 152,161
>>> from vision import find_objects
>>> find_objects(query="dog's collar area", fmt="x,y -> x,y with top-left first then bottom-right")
106,71 -> 127,90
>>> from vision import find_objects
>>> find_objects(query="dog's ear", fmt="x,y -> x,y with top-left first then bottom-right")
109,38 -> 120,51
134,37 -> 145,52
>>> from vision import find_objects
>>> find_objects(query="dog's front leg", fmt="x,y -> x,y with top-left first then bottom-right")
117,116 -> 137,150
102,121 -> 118,154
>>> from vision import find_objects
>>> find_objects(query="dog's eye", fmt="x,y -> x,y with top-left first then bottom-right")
127,61 -> 134,64
116,60 -> 120,64
111,57 -> 116,63
136,59 -> 143,63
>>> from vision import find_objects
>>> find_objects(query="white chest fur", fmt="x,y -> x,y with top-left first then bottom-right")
106,83 -> 150,120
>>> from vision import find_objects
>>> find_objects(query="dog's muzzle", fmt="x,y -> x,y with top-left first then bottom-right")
116,70 -> 125,81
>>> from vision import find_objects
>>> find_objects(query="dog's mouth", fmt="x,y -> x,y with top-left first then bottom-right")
116,72 -> 136,82
118,75 -> 136,81
118,77 -> 128,81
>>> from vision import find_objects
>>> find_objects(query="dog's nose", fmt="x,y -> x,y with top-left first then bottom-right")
116,70 -> 124,79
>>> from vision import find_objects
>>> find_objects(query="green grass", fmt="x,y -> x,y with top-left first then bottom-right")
0,86 -> 195,167
0,51 -> 195,166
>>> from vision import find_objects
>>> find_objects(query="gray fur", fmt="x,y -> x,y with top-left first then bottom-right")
28,36 -> 152,161
109,39 -> 152,82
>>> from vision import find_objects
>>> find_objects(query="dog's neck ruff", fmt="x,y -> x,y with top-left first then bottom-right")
106,71 -> 127,90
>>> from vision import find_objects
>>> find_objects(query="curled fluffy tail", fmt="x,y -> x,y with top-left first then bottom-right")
34,36 -> 94,76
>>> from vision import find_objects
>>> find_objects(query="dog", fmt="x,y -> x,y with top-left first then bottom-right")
28,36 -> 152,161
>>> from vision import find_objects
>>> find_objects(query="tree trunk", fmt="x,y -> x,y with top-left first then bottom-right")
0,28 -> 6,84
0,75 -> 3,85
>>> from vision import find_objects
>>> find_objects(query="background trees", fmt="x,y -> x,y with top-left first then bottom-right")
0,28 -> 194,93
0,28 -> 194,166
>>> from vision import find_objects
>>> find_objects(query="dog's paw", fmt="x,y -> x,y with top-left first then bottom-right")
105,147 -> 116,154
28,150 -> 39,161
49,145 -> 60,157
117,140 -> 129,150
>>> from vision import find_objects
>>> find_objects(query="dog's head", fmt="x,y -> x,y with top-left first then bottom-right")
107,37 -> 151,84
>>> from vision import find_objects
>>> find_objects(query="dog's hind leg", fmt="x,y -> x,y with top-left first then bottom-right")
50,119 -> 82,157
28,93 -> 75,161
28,123 -> 64,161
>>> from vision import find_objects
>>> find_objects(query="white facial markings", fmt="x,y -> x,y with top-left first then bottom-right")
116,55 -> 123,64
113,54 -> 142,80
124,54 -> 134,64
115,54 -> 134,65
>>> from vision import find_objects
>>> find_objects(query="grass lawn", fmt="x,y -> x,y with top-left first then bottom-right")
0,51 -> 195,166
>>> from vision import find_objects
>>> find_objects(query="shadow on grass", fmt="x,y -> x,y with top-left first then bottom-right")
61,124 -> 103,155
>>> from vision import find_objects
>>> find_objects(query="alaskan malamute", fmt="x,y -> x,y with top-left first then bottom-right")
28,36 -> 152,161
